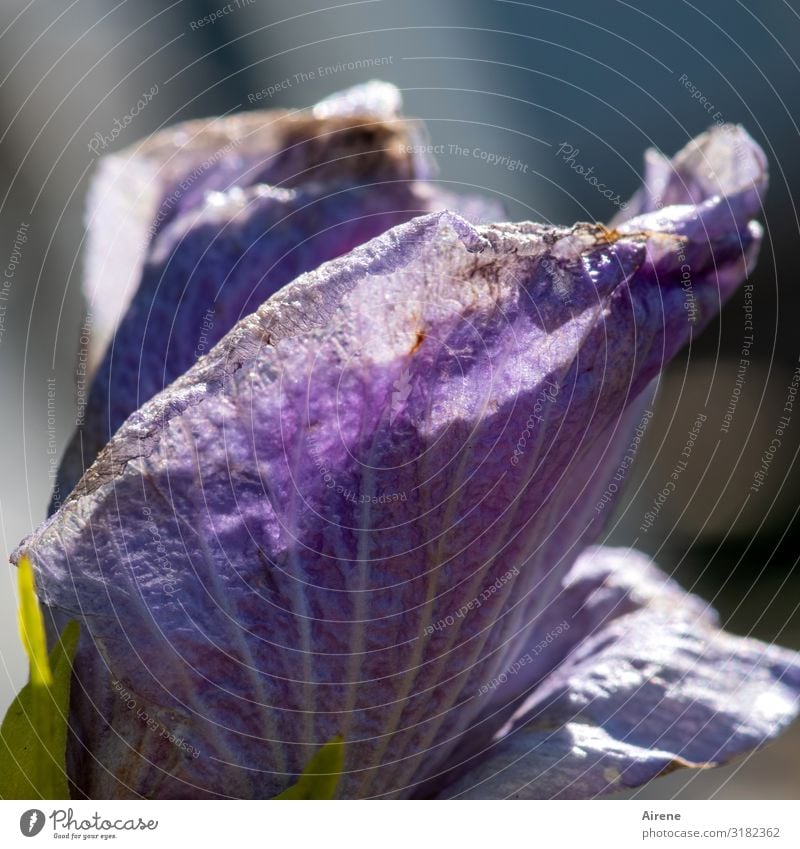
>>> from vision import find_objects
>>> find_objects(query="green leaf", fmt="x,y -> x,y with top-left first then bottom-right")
0,556 -> 80,800
274,735 -> 345,799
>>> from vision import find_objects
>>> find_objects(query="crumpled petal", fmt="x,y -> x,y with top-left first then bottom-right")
434,546 -> 800,799
58,81 -> 501,509
611,123 -> 767,223
15,124 -> 780,799
82,81 -> 427,361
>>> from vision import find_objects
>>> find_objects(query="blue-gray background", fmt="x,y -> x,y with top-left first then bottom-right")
1,0 -> 799,798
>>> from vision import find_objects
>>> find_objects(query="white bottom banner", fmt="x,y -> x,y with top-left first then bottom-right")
1,799 -> 798,847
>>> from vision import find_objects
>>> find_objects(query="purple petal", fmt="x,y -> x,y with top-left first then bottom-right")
16,126 -> 773,799
58,82 -> 501,508
434,547 -> 800,799
83,82 -> 424,355
612,124 -> 767,223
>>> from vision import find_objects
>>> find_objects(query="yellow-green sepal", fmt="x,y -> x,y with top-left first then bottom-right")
274,735 -> 345,799
0,556 -> 80,799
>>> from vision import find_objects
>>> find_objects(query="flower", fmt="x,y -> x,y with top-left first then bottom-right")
54,81 -> 500,509
14,84 -> 800,799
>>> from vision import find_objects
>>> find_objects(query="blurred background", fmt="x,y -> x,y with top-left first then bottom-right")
1,0 -> 799,798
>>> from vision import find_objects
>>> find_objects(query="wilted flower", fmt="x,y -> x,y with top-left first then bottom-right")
14,83 -> 800,799
54,81 -> 500,506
